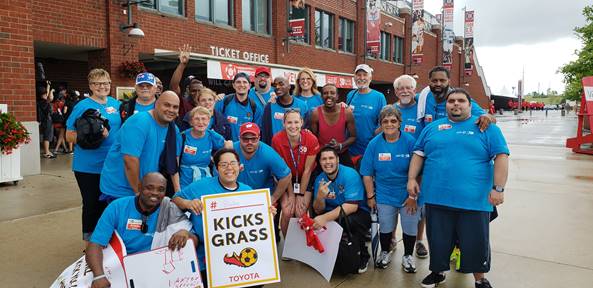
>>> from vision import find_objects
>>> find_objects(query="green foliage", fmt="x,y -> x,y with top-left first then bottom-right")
560,5 -> 593,101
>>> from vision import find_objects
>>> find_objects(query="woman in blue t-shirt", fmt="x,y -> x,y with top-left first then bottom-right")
178,106 -> 232,188
293,68 -> 323,113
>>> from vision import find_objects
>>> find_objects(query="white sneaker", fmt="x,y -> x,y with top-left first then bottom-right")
376,251 -> 392,269
402,255 -> 416,273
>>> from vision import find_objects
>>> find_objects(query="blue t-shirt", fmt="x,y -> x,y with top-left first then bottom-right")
66,97 -> 122,173
100,112 -> 181,198
214,95 -> 263,141
396,103 -> 425,139
248,87 -> 275,110
295,93 -> 323,112
179,129 -> 225,188
314,164 -> 369,213
174,177 -> 252,271
346,89 -> 387,155
413,116 -> 510,212
233,141 -> 291,190
133,101 -> 155,114
90,196 -> 159,254
359,133 -> 416,207
264,98 -> 308,138
423,91 -> 484,123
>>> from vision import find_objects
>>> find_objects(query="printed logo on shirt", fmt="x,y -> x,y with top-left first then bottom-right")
360,104 -> 374,110
395,154 -> 411,158
227,116 -> 238,124
299,146 -> 308,154
105,106 -> 117,114
183,145 -> 197,155
456,130 -> 475,135
404,125 -> 416,133
248,169 -> 264,174
127,219 -> 143,231
378,153 -> 392,161
133,110 -> 140,114
438,124 -> 452,131
274,112 -> 284,120
425,114 -> 433,122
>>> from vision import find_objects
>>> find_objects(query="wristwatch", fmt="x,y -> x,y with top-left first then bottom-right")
492,185 -> 505,193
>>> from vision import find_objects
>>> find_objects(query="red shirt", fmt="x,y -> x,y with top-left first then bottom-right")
271,129 -> 320,181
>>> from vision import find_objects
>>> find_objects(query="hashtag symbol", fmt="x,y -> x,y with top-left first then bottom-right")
210,201 -> 217,209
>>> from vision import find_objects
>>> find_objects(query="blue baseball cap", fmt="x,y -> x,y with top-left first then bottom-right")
135,72 -> 156,86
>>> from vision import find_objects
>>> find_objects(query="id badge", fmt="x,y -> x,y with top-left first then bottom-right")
293,183 -> 301,194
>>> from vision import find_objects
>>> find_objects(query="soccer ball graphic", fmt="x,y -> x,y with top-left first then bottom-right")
239,247 -> 258,267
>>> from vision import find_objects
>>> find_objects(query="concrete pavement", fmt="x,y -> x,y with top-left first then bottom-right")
1,110 -> 592,287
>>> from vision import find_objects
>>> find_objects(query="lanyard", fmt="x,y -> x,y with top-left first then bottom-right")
287,134 -> 301,181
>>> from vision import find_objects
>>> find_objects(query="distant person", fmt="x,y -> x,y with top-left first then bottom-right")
36,82 -> 55,159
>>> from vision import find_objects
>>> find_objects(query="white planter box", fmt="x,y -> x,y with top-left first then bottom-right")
0,148 -> 22,184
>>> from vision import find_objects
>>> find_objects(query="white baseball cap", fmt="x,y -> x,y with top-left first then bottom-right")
354,64 -> 374,74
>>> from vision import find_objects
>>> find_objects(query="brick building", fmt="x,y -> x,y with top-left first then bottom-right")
0,0 -> 490,175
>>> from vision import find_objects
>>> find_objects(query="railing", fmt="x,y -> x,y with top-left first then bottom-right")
381,1 -> 400,18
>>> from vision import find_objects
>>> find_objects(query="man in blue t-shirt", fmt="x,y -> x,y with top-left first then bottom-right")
393,74 -> 425,139
120,72 -> 158,123
86,173 -> 196,288
261,76 -> 308,144
248,66 -> 276,110
407,88 -> 509,288
214,73 -> 263,141
346,64 -> 387,159
312,146 -> 371,274
101,91 -> 182,199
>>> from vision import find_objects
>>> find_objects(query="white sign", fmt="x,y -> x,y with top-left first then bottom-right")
209,45 -> 270,63
201,189 -> 280,288
282,218 -> 343,282
124,239 -> 203,288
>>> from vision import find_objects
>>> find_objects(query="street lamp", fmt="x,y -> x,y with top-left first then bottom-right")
120,0 -> 148,38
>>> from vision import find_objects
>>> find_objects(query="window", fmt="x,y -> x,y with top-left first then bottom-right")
380,32 -> 391,60
141,0 -> 183,16
339,18 -> 355,53
393,36 -> 404,63
288,5 -> 310,44
196,0 -> 233,26
315,10 -> 334,49
243,0 -> 271,35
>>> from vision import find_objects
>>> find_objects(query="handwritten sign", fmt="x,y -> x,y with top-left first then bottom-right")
201,189 -> 280,288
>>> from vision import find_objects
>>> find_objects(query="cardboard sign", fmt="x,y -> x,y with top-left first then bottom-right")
282,218 -> 343,282
201,189 -> 280,288
124,239 -> 203,288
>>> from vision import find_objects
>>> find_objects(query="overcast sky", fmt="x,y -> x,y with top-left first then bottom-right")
420,0 -> 588,96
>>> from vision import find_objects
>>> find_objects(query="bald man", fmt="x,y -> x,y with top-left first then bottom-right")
261,76 -> 308,144
100,91 -> 182,200
87,172 -> 196,288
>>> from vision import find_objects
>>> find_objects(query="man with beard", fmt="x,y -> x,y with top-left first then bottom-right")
408,89 -> 509,288
86,173 -> 196,288
120,72 -> 158,123
215,73 -> 263,141
248,66 -> 276,110
418,66 -> 495,131
101,91 -> 182,199
346,64 -> 387,164
310,83 -> 357,167
261,76 -> 308,144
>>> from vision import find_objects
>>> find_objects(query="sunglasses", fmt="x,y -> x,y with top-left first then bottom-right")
240,136 -> 259,143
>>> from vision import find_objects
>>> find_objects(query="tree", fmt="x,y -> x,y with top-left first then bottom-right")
560,5 -> 593,101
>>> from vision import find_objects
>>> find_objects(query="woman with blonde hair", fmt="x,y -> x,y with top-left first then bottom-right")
294,67 -> 323,112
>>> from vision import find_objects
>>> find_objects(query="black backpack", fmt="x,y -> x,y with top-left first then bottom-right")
75,108 -> 110,149
119,96 -> 137,123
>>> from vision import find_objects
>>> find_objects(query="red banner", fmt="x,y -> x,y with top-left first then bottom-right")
412,0 -> 425,64
219,62 -> 256,81
464,10 -> 474,76
325,75 -> 354,89
366,0 -> 381,54
442,0 -> 454,69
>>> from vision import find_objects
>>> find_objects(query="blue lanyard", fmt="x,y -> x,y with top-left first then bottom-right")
287,135 -> 301,180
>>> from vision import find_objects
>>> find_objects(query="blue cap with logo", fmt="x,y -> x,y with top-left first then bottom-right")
135,72 -> 156,86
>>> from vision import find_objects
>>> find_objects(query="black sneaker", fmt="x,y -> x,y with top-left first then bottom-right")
421,272 -> 446,288
416,242 -> 428,258
475,278 -> 493,288
358,257 -> 369,274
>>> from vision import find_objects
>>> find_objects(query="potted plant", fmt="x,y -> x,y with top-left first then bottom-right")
0,112 -> 30,184
119,61 -> 146,79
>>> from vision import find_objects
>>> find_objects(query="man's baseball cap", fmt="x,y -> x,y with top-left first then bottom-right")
136,72 -> 156,86
255,66 -> 271,76
233,72 -> 251,83
240,122 -> 260,137
354,64 -> 374,74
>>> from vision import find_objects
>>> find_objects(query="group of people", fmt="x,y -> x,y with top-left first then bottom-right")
61,44 -> 508,288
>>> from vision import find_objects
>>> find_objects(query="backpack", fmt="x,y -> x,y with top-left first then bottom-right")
221,93 -> 257,121
119,96 -> 138,123
334,206 -> 363,275
75,108 -> 110,149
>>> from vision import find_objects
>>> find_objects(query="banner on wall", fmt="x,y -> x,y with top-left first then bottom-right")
366,0 -> 382,54
464,10 -> 475,76
442,0 -> 455,69
289,4 -> 306,40
411,0 -> 425,64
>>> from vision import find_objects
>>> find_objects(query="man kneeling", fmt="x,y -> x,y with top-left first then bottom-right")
86,172 -> 197,288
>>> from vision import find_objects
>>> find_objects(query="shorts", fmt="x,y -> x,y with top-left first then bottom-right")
425,204 -> 491,273
376,203 -> 420,235
40,122 -> 53,141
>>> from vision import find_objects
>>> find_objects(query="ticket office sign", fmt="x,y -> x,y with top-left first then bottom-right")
202,189 -> 280,288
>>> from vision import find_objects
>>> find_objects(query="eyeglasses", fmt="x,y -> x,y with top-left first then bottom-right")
218,161 -> 239,169
381,119 -> 399,124
141,214 -> 148,233
90,81 -> 111,87
240,136 -> 259,143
